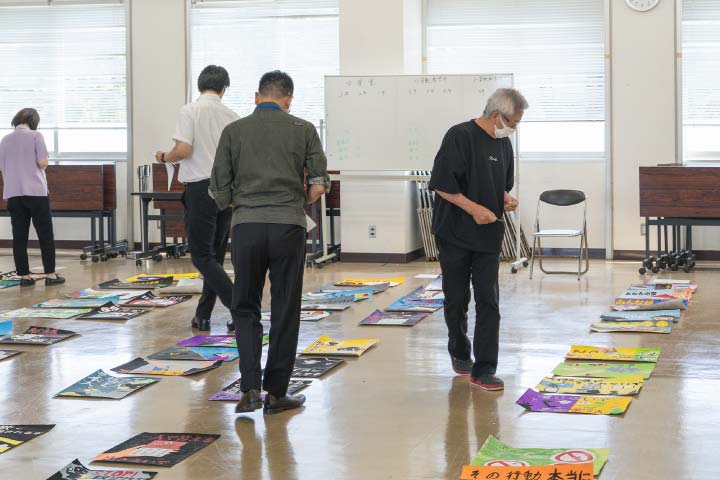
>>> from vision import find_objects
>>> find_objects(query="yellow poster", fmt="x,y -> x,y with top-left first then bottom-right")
570,395 -> 632,415
125,273 -> 200,282
335,277 -> 405,287
536,375 -> 644,395
301,334 -> 379,357
565,345 -> 661,363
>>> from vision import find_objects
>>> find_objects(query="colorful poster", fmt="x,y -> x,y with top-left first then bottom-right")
301,334 -> 379,357
93,432 -> 220,466
33,297 -> 121,309
261,311 -> 331,322
177,335 -> 238,348
0,320 -> 11,335
469,435 -> 609,476
425,275 -> 443,291
301,296 -> 354,311
320,282 -> 390,294
536,375 -> 644,395
302,290 -> 371,302
1,308 -> 92,319
120,293 -> 192,308
47,458 -> 158,479
208,379 -> 311,401
148,347 -> 238,362
292,357 -> 345,378
385,288 -> 445,312
590,319 -> 673,334
359,309 -> 429,326
335,277 -> 404,287
552,362 -> 656,379
0,425 -> 54,454
111,358 -> 223,376
565,345 -> 661,363
460,464 -> 593,480
617,288 -> 692,299
0,280 -> 20,289
516,389 -> 631,415
65,289 -> 149,301
600,309 -> 681,323
55,370 -> 159,399
158,278 -> 203,294
125,272 -> 199,282
78,305 -> 147,321
612,297 -> 687,311
0,350 -> 21,361
405,288 -> 444,301
0,326 -> 78,345
98,278 -> 174,290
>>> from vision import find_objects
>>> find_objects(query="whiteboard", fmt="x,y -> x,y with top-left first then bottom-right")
325,74 -> 513,171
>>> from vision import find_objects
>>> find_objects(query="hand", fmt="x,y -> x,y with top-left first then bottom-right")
504,192 -> 518,212
470,205 -> 498,225
155,151 -> 165,163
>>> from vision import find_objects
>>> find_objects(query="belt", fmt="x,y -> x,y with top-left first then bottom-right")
183,179 -> 210,187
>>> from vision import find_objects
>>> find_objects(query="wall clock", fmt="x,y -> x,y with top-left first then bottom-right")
625,0 -> 660,12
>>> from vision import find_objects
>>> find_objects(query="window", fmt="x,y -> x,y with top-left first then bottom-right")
425,0 -> 606,161
190,0 -> 339,126
681,1 -> 720,162
0,0 -> 127,160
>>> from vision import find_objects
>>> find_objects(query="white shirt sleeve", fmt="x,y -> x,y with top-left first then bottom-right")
173,106 -> 194,145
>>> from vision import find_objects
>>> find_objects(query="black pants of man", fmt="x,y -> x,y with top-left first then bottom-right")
231,223 -> 306,397
437,237 -> 501,378
182,180 -> 233,320
7,196 -> 56,276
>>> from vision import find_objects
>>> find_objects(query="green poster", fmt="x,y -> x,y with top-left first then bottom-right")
552,361 -> 656,379
471,436 -> 609,476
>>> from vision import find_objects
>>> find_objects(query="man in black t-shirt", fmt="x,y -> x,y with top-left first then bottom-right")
429,88 -> 528,391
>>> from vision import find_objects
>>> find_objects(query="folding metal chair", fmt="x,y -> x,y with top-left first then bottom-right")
529,189 -> 589,280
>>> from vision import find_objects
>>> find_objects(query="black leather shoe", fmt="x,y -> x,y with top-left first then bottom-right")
264,393 -> 306,415
226,320 -> 235,332
20,277 -> 36,287
235,389 -> 263,413
44,275 -> 65,286
191,316 -> 210,331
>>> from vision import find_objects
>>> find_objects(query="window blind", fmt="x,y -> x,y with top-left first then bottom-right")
190,0 -> 339,125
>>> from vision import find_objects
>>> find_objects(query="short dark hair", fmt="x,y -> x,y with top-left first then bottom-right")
197,65 -> 230,94
11,108 -> 40,130
258,71 -> 294,98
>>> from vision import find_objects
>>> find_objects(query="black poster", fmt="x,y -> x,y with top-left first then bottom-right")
94,432 -> 220,466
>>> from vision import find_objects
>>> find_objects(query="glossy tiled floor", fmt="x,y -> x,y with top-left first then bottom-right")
0,253 -> 717,479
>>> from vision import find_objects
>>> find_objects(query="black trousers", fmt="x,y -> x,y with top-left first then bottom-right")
182,180 -> 233,320
7,196 -> 56,276
437,237 -> 501,378
231,223 -> 306,397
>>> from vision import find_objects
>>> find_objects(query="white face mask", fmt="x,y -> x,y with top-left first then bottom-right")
494,115 -> 516,139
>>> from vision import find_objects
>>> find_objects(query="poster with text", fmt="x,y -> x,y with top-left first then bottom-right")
0,425 -> 54,454
55,369 -> 158,399
516,389 -> 631,415
111,358 -> 222,376
47,458 -> 158,479
93,432 -> 219,466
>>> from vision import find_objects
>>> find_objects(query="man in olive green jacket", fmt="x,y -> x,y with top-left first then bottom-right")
210,71 -> 329,415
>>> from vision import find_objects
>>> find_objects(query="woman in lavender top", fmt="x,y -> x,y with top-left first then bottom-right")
0,108 -> 64,286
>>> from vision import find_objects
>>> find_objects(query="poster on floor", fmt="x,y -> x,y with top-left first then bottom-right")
0,280 -> 20,290
600,309 -> 681,323
320,282 -> 391,294
292,357 -> 345,378
469,435 -> 609,476
302,290 -> 371,302
47,458 -> 158,479
515,389 -> 631,415
98,278 -> 174,290
0,350 -> 21,361
359,309 -> 429,326
1,308 -> 92,319
111,358 -> 223,376
125,273 -> 199,282
148,347 -> 238,362
93,432 -> 220,466
209,379 -> 311,401
158,278 -> 204,294
55,369 -> 159,399
335,277 -> 404,287
301,334 -> 379,357
65,289 -> 149,301
619,287 -> 693,300
612,297 -> 687,311
552,362 -> 656,379
535,375 -> 644,395
384,288 -> 444,312
301,296 -> 354,311
33,297 -> 121,309
590,319 -> 673,334
460,464 -> 593,480
565,345 -> 661,363
78,305 -> 148,321
0,327 -> 78,345
176,334 -> 268,349
261,311 -> 331,322
405,288 -> 444,301
425,276 -> 443,291
120,293 -> 193,308
0,425 -> 54,454
0,320 -> 11,335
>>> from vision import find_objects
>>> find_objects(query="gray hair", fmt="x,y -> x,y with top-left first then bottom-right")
483,88 -> 529,118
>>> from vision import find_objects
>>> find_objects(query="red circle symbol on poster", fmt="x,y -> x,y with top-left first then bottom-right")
552,450 -> 595,464
484,460 -> 530,467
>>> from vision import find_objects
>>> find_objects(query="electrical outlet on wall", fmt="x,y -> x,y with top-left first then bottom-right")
369,225 -> 377,238
640,222 -> 646,236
